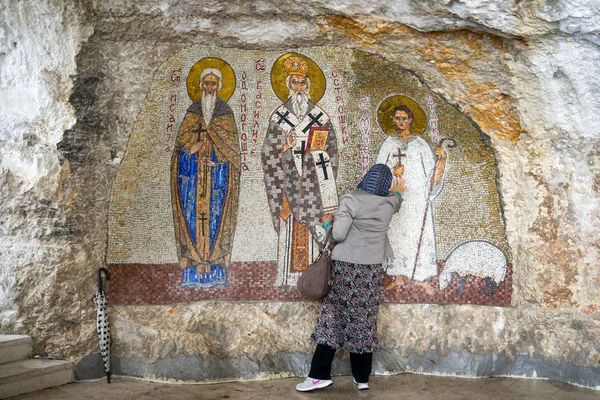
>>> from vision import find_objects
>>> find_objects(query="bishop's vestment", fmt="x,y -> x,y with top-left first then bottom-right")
261,99 -> 339,286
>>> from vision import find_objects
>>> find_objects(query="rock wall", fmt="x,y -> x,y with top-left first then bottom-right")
0,0 -> 92,334
1,0 -> 599,389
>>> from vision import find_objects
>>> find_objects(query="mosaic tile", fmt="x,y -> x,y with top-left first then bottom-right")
106,46 -> 512,306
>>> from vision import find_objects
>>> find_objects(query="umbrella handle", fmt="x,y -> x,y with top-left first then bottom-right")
97,268 -> 109,292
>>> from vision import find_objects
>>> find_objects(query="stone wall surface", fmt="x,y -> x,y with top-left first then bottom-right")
0,0 -> 93,336
1,0 -> 600,389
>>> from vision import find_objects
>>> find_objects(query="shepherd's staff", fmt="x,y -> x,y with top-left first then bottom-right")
410,95 -> 457,282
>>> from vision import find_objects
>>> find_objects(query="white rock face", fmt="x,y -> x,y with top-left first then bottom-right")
0,0 -> 92,330
508,37 -> 600,138
1,0 -> 599,388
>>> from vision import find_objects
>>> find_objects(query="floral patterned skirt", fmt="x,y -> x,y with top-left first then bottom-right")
310,260 -> 383,354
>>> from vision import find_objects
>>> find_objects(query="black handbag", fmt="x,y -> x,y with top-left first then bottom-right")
297,229 -> 334,299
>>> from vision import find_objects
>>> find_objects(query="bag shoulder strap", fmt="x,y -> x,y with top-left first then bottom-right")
322,227 -> 333,249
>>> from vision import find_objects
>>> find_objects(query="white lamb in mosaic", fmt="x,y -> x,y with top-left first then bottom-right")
439,241 -> 507,296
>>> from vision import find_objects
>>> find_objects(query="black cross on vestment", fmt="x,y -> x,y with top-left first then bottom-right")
293,140 -> 306,158
199,212 -> 208,237
315,152 -> 330,180
198,121 -> 207,135
275,110 -> 295,129
302,111 -> 324,133
393,147 -> 407,166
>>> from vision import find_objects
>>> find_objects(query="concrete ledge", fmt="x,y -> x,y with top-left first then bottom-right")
0,344 -> 31,366
0,335 -> 32,367
0,335 -> 31,350
0,369 -> 73,399
75,350 -> 600,390
0,359 -> 73,386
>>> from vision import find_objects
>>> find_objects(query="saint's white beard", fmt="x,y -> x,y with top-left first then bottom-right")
288,90 -> 310,118
201,91 -> 217,126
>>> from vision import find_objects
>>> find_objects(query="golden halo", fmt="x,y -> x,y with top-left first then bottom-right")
377,95 -> 427,135
186,58 -> 236,102
270,52 -> 326,104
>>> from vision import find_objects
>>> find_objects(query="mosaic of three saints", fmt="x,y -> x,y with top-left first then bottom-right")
172,55 -> 448,293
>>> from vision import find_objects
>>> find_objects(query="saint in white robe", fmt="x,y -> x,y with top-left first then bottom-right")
375,135 -> 445,281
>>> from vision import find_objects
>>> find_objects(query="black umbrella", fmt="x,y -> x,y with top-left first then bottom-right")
93,268 -> 111,383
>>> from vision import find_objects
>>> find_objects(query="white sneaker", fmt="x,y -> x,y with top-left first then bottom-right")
353,378 -> 369,390
296,377 -> 333,392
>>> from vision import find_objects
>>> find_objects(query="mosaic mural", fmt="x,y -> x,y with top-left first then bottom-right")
106,46 -> 512,306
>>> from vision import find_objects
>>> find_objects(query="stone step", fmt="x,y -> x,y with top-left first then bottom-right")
0,335 -> 32,365
0,359 -> 74,399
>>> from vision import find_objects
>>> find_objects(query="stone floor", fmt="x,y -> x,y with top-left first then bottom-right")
8,374 -> 600,400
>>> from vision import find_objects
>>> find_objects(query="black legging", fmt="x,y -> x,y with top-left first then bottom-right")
308,343 -> 373,383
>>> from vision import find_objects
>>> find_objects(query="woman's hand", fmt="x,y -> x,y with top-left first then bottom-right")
321,213 -> 334,224
390,176 -> 407,195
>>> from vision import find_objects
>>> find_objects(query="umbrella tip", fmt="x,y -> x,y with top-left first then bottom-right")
107,372 -> 111,384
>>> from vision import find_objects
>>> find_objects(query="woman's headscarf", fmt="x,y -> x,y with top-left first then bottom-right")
357,164 -> 393,196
